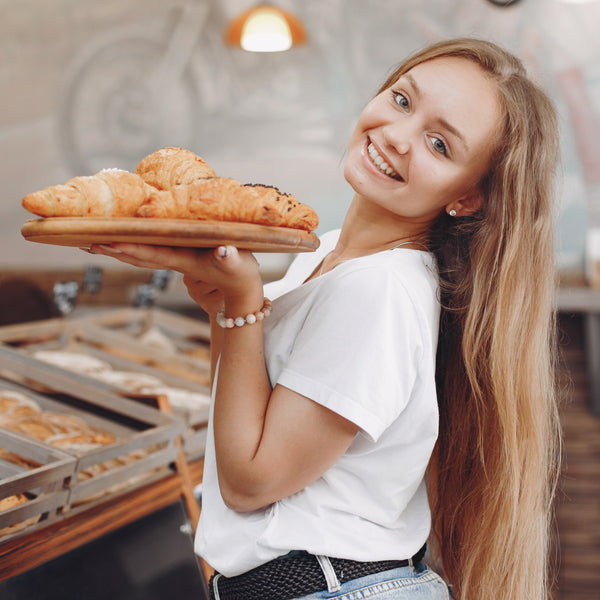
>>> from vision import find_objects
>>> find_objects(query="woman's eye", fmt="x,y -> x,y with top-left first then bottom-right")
392,91 -> 409,110
430,136 -> 448,156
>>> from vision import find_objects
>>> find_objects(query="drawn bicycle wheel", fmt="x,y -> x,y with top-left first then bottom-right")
56,36 -> 199,175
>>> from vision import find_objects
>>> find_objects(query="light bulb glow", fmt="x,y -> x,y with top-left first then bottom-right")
240,7 -> 293,52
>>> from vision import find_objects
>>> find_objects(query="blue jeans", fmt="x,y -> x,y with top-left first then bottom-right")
296,560 -> 451,600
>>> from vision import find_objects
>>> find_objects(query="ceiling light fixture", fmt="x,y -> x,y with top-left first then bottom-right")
485,0 -> 522,6
225,4 -> 306,52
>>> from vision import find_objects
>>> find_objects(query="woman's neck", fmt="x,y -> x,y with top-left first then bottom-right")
333,195 -> 430,262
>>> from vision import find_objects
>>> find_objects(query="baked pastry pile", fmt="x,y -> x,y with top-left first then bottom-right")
0,493 -> 39,537
0,386 -> 154,499
0,387 -> 120,533
0,388 -> 117,455
22,147 -> 319,232
31,349 -> 211,413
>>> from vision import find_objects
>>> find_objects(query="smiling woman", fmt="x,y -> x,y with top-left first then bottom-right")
90,38 -> 561,600
343,56 -> 501,228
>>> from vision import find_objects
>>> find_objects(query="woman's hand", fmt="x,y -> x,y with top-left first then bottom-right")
88,243 -> 262,317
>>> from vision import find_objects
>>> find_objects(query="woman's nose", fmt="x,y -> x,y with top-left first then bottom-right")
382,122 -> 412,155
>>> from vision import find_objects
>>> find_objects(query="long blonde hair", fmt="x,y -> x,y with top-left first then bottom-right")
377,39 -> 562,599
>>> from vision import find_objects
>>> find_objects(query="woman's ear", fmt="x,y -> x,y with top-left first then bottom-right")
446,188 -> 483,217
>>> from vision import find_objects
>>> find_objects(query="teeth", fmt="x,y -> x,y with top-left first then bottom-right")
368,144 -> 401,179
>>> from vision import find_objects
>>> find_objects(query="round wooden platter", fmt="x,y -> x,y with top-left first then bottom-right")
21,218 -> 320,253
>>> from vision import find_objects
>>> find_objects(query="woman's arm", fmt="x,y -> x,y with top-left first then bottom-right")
208,316 -> 222,386
214,284 -> 358,512
91,243 -> 358,512
180,272 -> 224,386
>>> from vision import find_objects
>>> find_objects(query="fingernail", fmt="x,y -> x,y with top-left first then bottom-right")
217,246 -> 228,258
98,245 -> 123,254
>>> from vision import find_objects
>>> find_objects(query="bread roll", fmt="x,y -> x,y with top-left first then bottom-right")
136,177 -> 319,231
22,169 -> 158,218
0,494 -> 41,537
0,390 -> 40,416
0,494 -> 28,513
31,350 -> 112,374
136,146 -> 216,190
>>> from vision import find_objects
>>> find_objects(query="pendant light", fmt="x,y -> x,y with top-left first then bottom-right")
225,4 -> 306,52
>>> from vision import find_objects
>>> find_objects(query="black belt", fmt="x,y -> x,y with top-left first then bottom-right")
209,545 -> 427,600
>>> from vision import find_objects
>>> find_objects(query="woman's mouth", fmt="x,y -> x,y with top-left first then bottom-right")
367,143 -> 403,181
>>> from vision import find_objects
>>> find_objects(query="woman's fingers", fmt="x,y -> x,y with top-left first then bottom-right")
89,243 -> 212,274
87,245 -> 164,270
182,275 -> 224,314
89,243 -> 262,297
213,245 -> 259,274
182,274 -> 215,293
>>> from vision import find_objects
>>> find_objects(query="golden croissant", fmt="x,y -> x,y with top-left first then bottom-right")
22,169 -> 158,217
135,146 -> 216,190
22,147 -> 319,232
136,177 -> 319,231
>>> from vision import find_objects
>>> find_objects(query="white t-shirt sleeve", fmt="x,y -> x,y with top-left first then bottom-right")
276,265 -> 424,442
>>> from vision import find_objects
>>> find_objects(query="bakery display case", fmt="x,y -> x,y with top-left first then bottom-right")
0,345 -> 183,519
0,308 -> 212,592
0,307 -> 212,459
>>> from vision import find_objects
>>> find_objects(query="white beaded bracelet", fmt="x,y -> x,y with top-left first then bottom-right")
216,299 -> 273,329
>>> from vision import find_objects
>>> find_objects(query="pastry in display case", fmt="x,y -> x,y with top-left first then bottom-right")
0,346 -> 182,522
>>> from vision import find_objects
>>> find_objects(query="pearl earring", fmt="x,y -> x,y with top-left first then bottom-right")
449,209 -> 457,217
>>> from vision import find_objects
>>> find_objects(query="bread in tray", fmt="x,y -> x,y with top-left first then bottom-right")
0,493 -> 41,537
0,390 -> 41,416
87,369 -> 164,391
0,400 -> 117,449
0,386 -> 150,490
0,493 -> 29,512
0,452 -> 43,538
31,349 -> 210,413
31,350 -> 112,374
0,448 -> 41,470
22,146 -> 319,232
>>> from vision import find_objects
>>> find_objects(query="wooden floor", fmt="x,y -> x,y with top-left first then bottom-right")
554,313 -> 600,599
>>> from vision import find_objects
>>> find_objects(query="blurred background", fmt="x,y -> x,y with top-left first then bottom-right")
1,0 -> 599,276
0,1 -> 599,598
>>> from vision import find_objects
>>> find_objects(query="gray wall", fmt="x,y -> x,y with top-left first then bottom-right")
2,0 -> 599,275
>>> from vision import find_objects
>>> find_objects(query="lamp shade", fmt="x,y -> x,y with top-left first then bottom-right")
226,5 -> 307,52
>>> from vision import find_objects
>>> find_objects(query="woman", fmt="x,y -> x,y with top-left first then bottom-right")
92,38 -> 561,599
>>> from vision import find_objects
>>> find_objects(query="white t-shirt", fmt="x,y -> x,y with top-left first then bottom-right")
195,230 -> 441,577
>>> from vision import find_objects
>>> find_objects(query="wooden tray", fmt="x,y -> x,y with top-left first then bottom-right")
21,218 -> 320,253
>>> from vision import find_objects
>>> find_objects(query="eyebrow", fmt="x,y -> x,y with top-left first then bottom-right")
404,72 -> 470,152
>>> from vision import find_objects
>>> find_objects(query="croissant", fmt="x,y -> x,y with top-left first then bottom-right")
135,146 -> 216,190
135,177 -> 319,232
22,148 -> 319,232
22,169 -> 157,218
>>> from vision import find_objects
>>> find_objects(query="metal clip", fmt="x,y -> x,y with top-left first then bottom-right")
53,281 -> 79,315
150,269 -> 172,291
134,283 -> 160,307
82,265 -> 103,294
